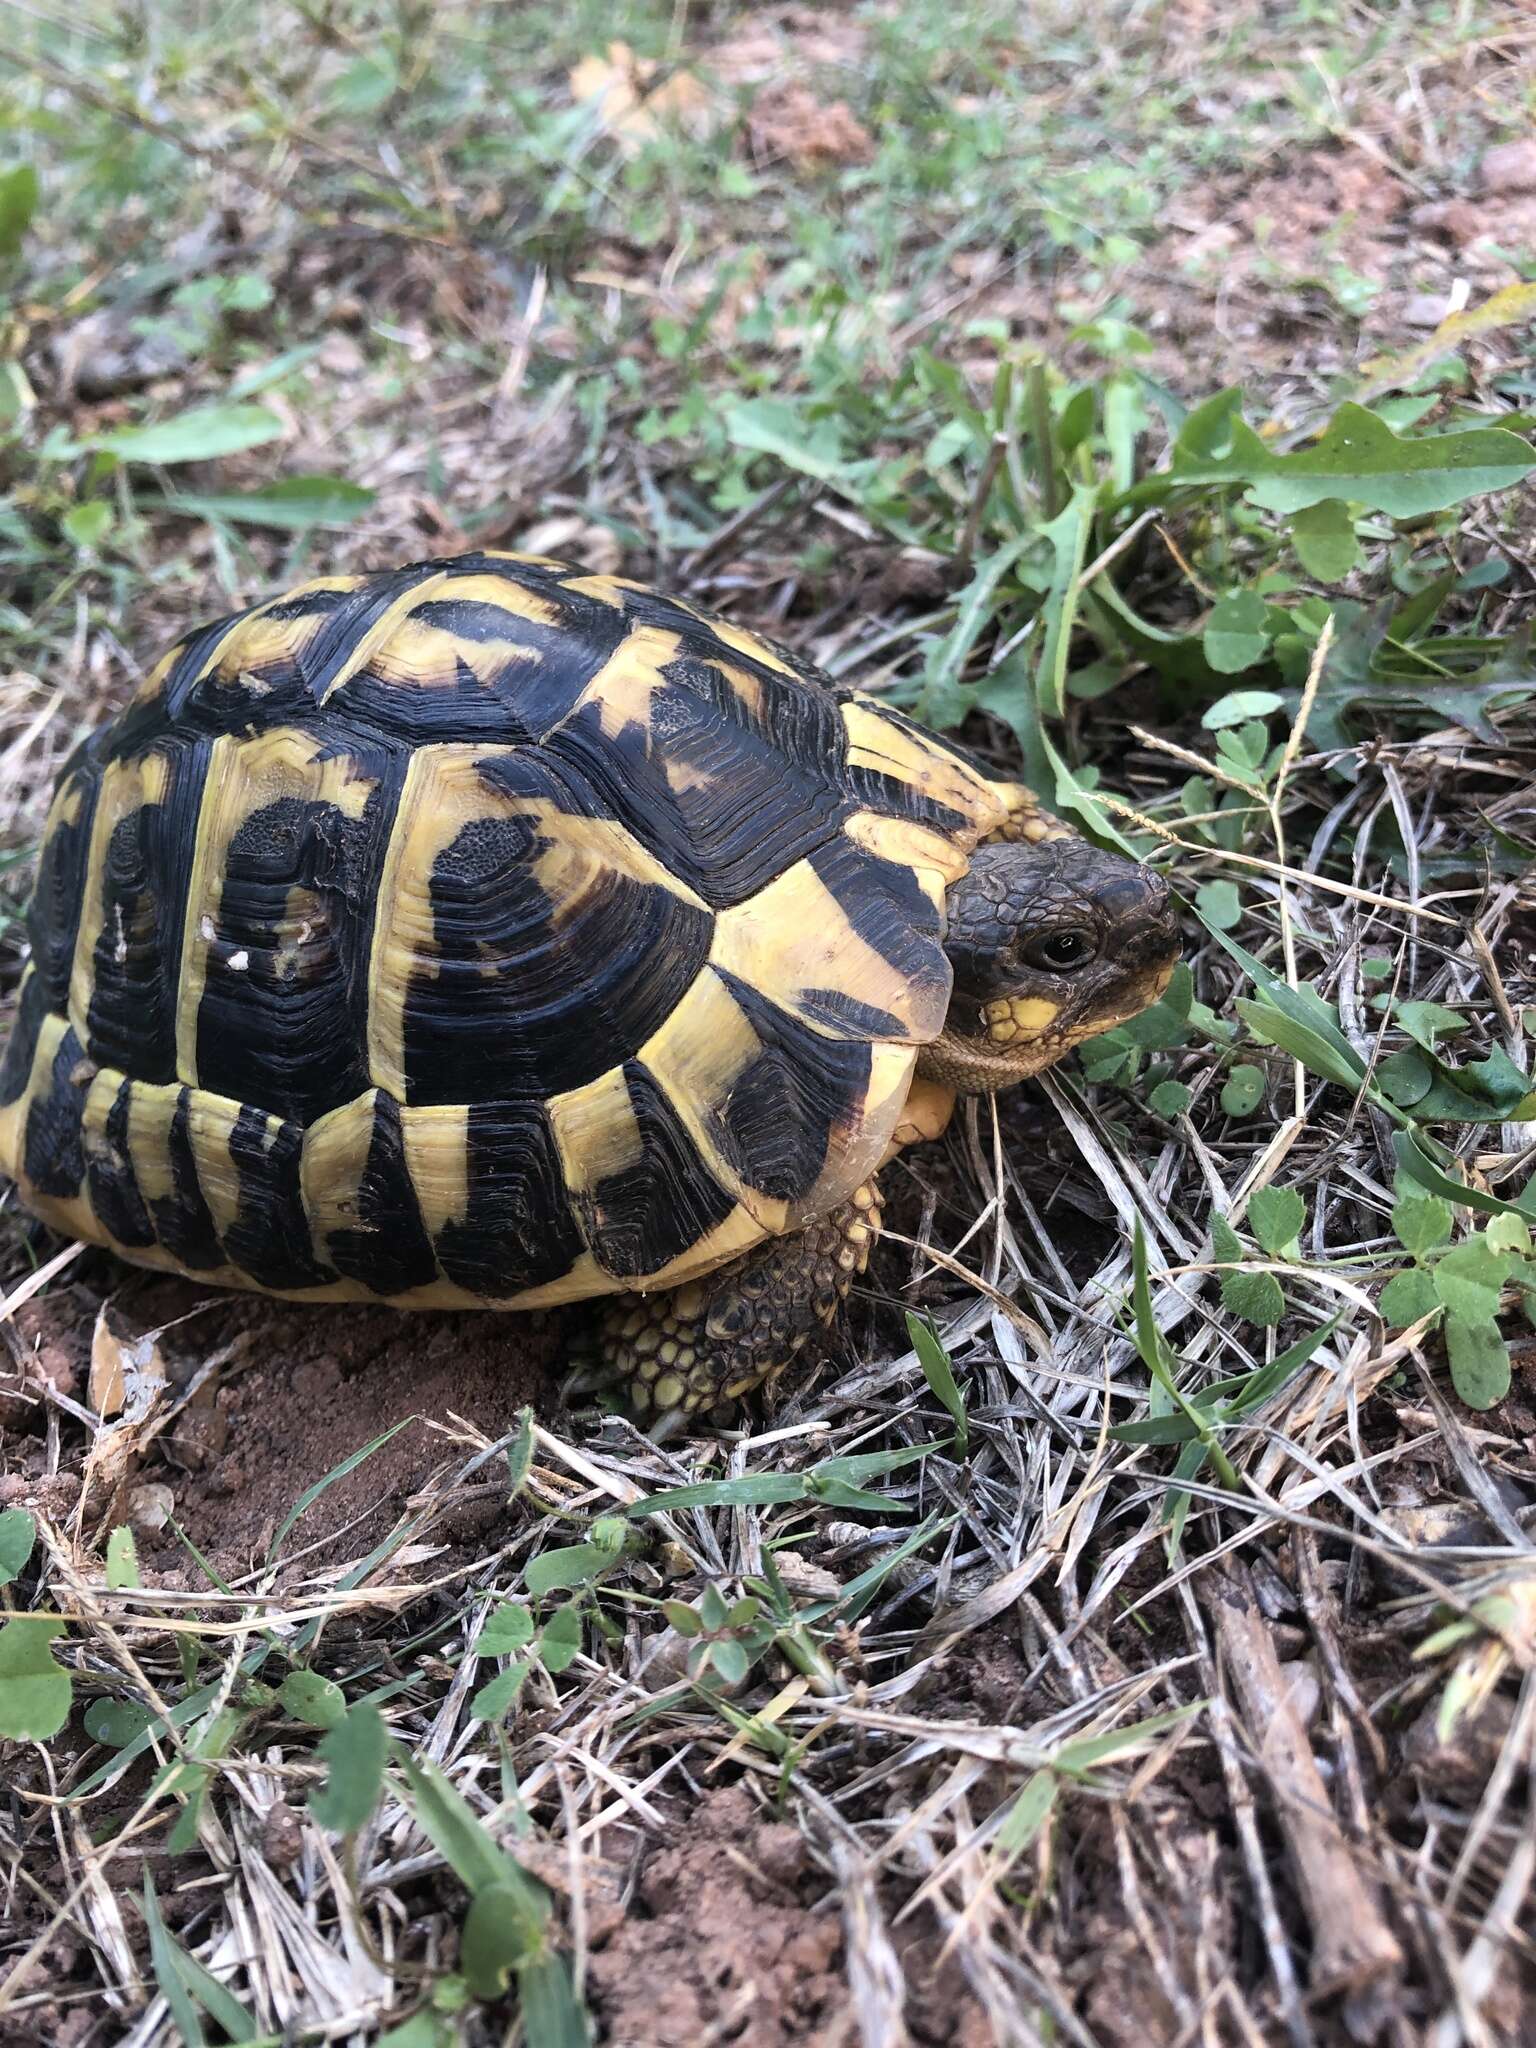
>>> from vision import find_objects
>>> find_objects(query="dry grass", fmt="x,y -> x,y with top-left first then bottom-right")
1,4 -> 1535,2045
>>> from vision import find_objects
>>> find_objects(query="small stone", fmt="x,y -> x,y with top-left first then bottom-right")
1480,140 -> 1536,195
260,1800 -> 305,1870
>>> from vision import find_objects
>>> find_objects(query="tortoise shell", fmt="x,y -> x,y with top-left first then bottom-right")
0,552 -> 1013,1306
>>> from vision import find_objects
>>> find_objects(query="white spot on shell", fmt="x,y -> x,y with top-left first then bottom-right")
226,949 -> 250,972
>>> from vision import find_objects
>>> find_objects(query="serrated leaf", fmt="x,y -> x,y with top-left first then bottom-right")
94,403 -> 285,465
1249,1186 -> 1305,1259
537,1604 -> 583,1674
1288,499 -> 1359,580
723,397 -> 846,481
470,1659 -> 531,1723
0,1617 -> 71,1740
478,1603 -> 536,1657
0,1507 -> 35,1586
310,1702 -> 388,1834
280,1668 -> 346,1730
1445,1315 -> 1511,1411
1219,1268 -> 1286,1327
1174,400 -> 1536,517
1379,1268 -> 1440,1327
1392,1194 -> 1453,1257
1432,1238 -> 1513,1323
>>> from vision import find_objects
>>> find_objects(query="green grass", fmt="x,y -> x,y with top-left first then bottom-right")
1,2 -> 1536,2044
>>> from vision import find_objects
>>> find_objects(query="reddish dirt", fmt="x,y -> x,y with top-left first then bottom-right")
1,1268 -> 562,1572
585,1783 -> 989,2048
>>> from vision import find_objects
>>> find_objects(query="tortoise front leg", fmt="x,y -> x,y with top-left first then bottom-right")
983,779 -> 1077,847
598,1180 -> 883,1424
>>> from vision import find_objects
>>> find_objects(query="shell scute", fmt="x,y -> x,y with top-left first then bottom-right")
1,552 -> 1011,1305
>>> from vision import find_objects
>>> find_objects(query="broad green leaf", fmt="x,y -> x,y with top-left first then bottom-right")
1220,1064 -> 1266,1116
1249,1187 -> 1305,1259
94,403 -> 286,466
1174,401 -> 1536,517
906,1311 -> 968,1451
310,1702 -> 388,1834
479,1603 -> 536,1657
0,1507 -> 35,1585
1288,499 -> 1359,580
1195,880 -> 1242,931
105,1525 -> 140,1591
1445,1315 -> 1511,1411
1202,687 -> 1285,728
84,1697 -> 155,1747
711,1638 -> 751,1686
1149,1080 -> 1191,1117
1392,1194 -> 1453,1257
280,1669 -> 346,1730
0,165 -> 38,257
1432,1238 -> 1512,1323
1203,592 -> 1271,675
1486,1214 -> 1532,1257
61,499 -> 113,548
0,1617 -> 71,1741
723,398 -> 844,481
524,1538 -> 621,1597
163,476 -> 376,529
461,1882 -> 546,1998
1379,1268 -> 1440,1327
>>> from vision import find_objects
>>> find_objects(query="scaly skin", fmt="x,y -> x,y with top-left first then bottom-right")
599,1181 -> 883,1420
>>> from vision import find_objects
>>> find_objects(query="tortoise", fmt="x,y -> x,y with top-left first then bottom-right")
0,551 -> 1179,1422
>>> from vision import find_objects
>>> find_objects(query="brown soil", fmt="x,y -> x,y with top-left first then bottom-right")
2,1269 -> 562,1573
585,1783 -> 988,2048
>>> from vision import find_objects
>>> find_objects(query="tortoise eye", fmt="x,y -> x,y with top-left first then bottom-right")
1022,929 -> 1096,972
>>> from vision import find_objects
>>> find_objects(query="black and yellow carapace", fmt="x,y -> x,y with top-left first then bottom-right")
0,553 -> 1179,1420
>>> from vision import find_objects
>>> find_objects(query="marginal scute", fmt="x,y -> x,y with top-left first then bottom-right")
0,550 -> 1023,1306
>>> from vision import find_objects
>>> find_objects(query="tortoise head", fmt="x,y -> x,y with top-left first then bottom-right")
920,840 -> 1180,1092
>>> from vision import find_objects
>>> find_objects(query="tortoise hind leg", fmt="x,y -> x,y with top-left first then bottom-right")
599,1180 -> 883,1426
